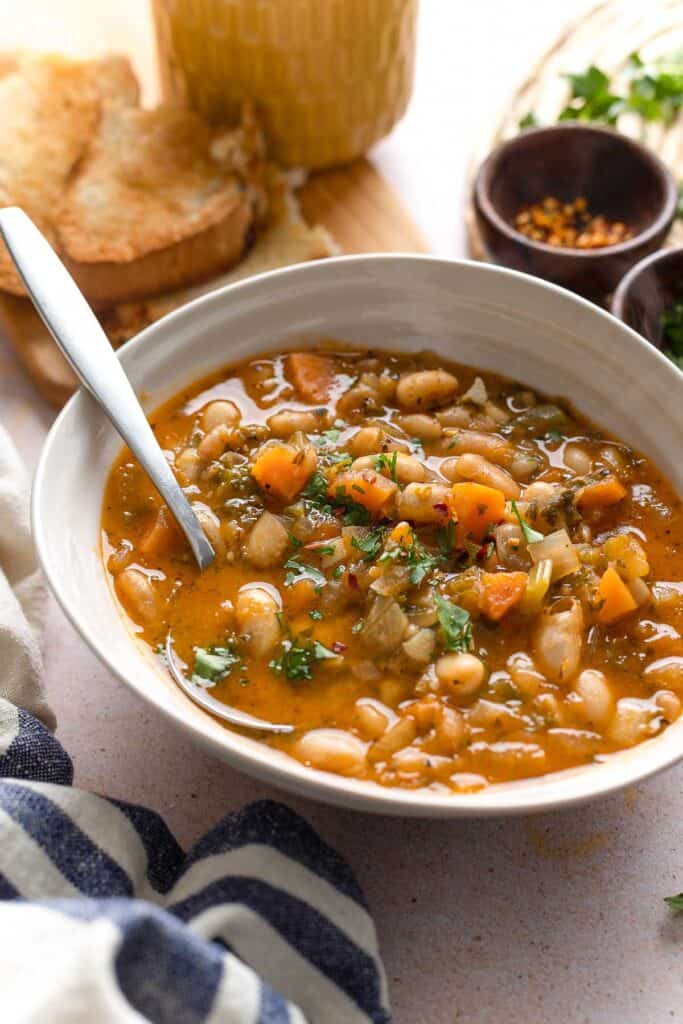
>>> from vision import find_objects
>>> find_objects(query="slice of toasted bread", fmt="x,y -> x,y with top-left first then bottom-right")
0,53 -> 139,297
55,105 -> 256,306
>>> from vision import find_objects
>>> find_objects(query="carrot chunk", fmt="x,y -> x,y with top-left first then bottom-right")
287,352 -> 335,403
597,566 -> 638,624
576,475 -> 627,510
251,443 -> 314,502
329,469 -> 397,515
481,571 -> 528,621
448,482 -> 506,542
139,506 -> 184,558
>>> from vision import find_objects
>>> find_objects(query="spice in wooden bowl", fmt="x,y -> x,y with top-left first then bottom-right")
514,196 -> 633,249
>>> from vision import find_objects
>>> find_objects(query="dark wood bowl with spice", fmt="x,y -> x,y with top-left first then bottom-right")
473,124 -> 678,299
611,246 -> 683,369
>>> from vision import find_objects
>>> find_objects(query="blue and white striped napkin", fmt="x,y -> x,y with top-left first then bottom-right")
0,423 -> 390,1023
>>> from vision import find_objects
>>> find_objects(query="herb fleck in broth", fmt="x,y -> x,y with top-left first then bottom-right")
101,346 -> 683,791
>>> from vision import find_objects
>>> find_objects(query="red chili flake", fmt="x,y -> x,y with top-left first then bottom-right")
348,572 -> 359,589
332,641 -> 347,653
433,502 -> 449,514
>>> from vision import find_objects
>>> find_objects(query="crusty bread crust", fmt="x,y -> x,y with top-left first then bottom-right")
55,105 -> 255,304
0,53 -> 139,296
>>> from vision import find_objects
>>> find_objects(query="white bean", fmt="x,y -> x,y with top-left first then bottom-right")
201,400 -> 240,432
115,568 -> 157,623
608,699 -> 655,747
235,586 -> 281,658
435,653 -> 486,698
563,443 -> 593,476
348,426 -> 385,457
351,453 -> 426,485
267,407 -> 329,437
442,452 -> 520,499
193,505 -> 225,560
395,413 -> 442,441
198,424 -> 231,462
245,511 -> 289,569
533,599 -> 583,684
175,447 -> 201,484
442,429 -> 513,466
574,669 -> 614,730
295,729 -> 367,776
396,369 -> 459,411
397,482 -> 450,524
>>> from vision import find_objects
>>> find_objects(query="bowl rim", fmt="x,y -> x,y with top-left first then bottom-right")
611,243 -> 683,325
474,123 -> 678,260
32,252 -> 683,817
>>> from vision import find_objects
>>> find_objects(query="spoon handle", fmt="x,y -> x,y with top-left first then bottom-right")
0,207 -> 214,571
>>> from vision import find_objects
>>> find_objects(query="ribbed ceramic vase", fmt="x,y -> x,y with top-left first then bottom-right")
153,0 -> 419,169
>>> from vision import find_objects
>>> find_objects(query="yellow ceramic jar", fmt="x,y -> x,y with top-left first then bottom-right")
153,0 -> 418,169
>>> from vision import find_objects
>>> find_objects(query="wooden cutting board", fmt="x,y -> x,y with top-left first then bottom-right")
467,0 -> 683,260
0,160 -> 427,407
0,0 -> 427,407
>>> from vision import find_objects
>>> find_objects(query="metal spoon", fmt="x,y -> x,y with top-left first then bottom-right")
165,635 -> 294,735
0,207 -> 214,571
0,208 -> 294,735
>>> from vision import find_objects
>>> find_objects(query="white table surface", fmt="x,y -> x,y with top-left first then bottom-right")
2,3 -> 683,1022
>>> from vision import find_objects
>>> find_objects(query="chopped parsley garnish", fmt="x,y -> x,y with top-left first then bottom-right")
406,536 -> 438,585
303,471 -> 333,515
283,556 -> 327,591
665,892 -> 683,911
288,532 -> 303,549
269,637 -> 337,681
309,609 -> 324,621
192,645 -> 241,687
352,527 -> 386,562
333,486 -> 372,526
312,428 -> 342,446
434,592 -> 473,652
511,499 -> 544,545
545,428 -> 562,444
374,451 -> 399,483
332,564 -> 346,580
436,521 -> 456,559
518,110 -> 539,129
317,545 -> 336,556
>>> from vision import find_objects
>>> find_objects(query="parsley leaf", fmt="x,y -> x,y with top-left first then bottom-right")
374,451 -> 399,483
434,592 -> 473,652
288,532 -> 303,549
511,499 -> 544,545
192,645 -> 241,687
269,637 -> 337,681
333,485 -> 372,526
303,471 -> 333,516
309,609 -> 323,621
283,557 -> 327,591
406,535 -> 438,585
312,428 -> 342,447
518,110 -> 538,129
352,527 -> 386,562
436,521 -> 456,559
665,893 -> 683,911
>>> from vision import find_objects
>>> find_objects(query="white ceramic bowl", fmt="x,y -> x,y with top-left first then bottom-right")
33,255 -> 683,816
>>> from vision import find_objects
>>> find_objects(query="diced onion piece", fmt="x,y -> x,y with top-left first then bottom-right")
528,529 -> 580,581
627,576 -> 652,608
519,558 -> 552,615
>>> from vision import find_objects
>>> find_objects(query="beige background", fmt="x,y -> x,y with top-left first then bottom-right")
2,2 -> 683,1022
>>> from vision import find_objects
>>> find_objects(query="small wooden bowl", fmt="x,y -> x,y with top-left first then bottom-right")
473,125 -> 678,299
611,246 -> 683,351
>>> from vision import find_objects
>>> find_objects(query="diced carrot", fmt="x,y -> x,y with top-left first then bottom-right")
139,506 -> 184,558
389,521 -> 413,547
251,443 -> 314,502
284,578 -> 317,614
576,475 -> 627,510
481,571 -> 528,621
596,565 -> 638,624
287,352 -> 335,403
448,482 -> 506,542
329,469 -> 397,515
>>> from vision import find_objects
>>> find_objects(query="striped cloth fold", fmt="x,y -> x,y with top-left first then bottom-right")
0,699 -> 391,1023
